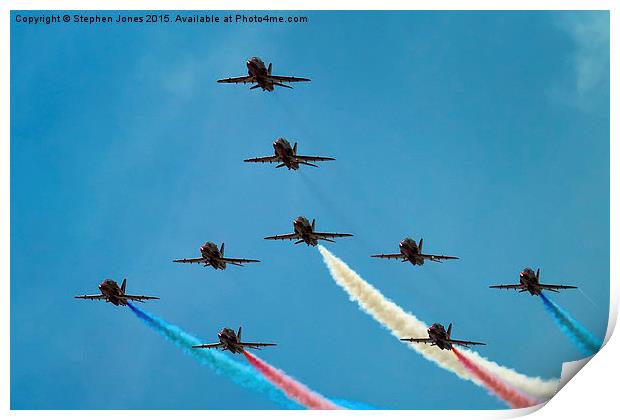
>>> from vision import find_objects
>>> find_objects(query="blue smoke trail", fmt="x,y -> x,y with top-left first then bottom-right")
539,294 -> 602,357
126,302 -> 301,409
332,399 -> 377,410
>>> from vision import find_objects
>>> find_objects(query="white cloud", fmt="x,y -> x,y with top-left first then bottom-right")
552,12 -> 610,108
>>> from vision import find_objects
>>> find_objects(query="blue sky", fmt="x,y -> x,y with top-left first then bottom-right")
11,11 -> 609,409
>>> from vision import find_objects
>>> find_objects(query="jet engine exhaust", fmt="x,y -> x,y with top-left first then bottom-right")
317,245 -> 559,401
452,348 -> 540,408
540,293 -> 602,356
126,302 -> 300,409
243,350 -> 343,410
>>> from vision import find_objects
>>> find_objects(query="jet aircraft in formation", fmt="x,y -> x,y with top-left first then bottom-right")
192,327 -> 276,354
74,279 -> 159,306
401,323 -> 486,350
74,56 -> 582,360
244,138 -> 335,170
173,242 -> 260,270
264,216 -> 353,246
371,237 -> 459,266
217,57 -> 310,91
489,267 -> 577,296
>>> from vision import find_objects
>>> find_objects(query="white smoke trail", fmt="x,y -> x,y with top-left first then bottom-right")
318,245 -> 558,400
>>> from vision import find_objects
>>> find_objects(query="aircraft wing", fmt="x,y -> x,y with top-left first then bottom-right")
240,342 -> 277,349
293,155 -> 335,162
539,284 -> 578,291
419,253 -> 460,262
447,339 -> 486,347
192,343 -> 223,349
122,294 -> 160,301
173,257 -> 209,264
313,232 -> 354,239
220,257 -> 261,266
268,75 -> 311,83
217,75 -> 255,84
264,233 -> 301,241
371,253 -> 405,260
74,294 -> 106,301
489,284 -> 524,290
400,338 -> 434,344
244,156 -> 282,163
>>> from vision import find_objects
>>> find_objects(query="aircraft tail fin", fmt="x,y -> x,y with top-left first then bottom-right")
311,218 -> 316,231
419,238 -> 423,252
121,279 -> 127,294
536,268 -> 540,280
237,326 -> 242,340
267,63 -> 272,75
293,142 -> 298,155
220,242 -> 225,256
447,323 -> 452,338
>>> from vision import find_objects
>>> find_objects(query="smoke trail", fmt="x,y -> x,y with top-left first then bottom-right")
126,302 -> 300,409
540,294 -> 602,356
318,245 -> 558,400
243,351 -> 343,410
452,348 -> 539,408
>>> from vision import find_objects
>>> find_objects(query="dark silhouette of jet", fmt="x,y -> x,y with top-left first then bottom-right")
490,267 -> 577,296
74,279 -> 159,306
173,242 -> 260,270
244,138 -> 334,170
371,237 -> 459,266
217,57 -> 310,91
264,216 -> 352,246
401,323 -> 485,350
192,327 -> 276,354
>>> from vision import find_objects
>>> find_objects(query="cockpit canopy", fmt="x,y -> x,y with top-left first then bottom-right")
275,138 -> 290,147
202,242 -> 218,251
430,323 -> 445,332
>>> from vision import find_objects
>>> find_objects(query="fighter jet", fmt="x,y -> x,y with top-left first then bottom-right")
192,327 -> 276,354
264,216 -> 353,246
371,237 -> 459,266
489,267 -> 577,296
217,57 -> 310,91
173,242 -> 260,270
74,279 -> 159,306
244,138 -> 335,170
401,323 -> 485,350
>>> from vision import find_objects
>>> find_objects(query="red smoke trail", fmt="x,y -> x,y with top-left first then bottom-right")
243,351 -> 343,410
452,348 -> 540,409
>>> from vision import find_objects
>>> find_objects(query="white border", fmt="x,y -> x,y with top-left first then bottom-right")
2,1 -> 616,419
